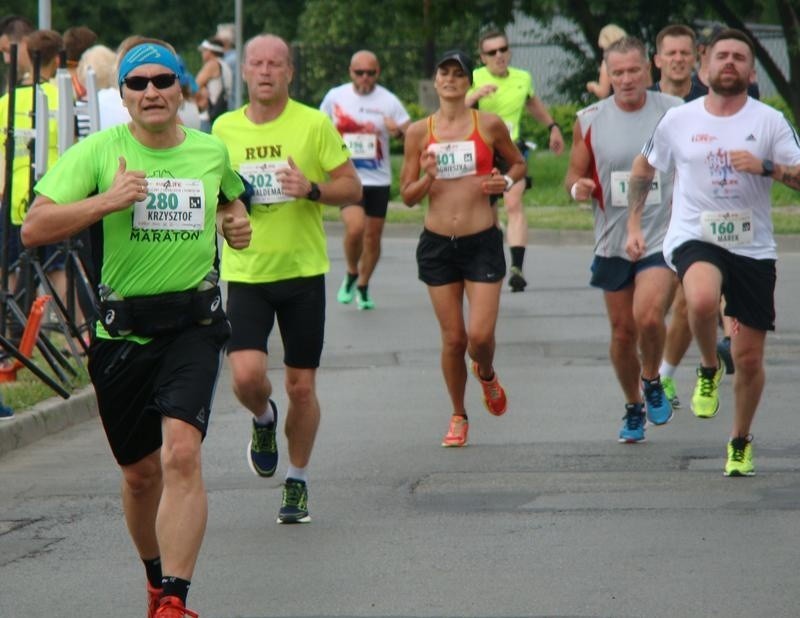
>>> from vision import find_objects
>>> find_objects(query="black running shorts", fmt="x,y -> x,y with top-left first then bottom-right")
87,320 -> 230,466
416,226 -> 506,286
226,275 -> 326,368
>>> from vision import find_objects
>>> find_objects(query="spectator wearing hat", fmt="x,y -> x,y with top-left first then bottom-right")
196,36 -> 232,131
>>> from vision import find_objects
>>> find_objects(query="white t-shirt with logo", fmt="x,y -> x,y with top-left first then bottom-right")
320,83 -> 410,186
643,97 -> 800,265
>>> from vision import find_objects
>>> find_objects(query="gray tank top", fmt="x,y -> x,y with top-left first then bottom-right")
577,92 -> 682,258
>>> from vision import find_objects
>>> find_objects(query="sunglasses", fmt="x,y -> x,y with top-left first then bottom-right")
482,45 -> 509,56
353,69 -> 377,77
123,73 -> 178,91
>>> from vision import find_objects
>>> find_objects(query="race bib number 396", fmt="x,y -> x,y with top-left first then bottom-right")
133,178 -> 205,231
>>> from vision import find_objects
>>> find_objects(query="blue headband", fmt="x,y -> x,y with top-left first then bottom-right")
118,43 -> 183,86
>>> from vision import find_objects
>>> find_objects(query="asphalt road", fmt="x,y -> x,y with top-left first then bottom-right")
1,225 -> 799,618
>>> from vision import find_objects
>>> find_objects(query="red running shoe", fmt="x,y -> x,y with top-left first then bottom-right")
154,596 -> 199,618
471,361 -> 507,416
441,415 -> 469,447
147,582 -> 163,618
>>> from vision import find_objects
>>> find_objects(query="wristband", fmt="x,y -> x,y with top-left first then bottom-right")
547,122 -> 561,132
570,182 -> 579,200
503,174 -> 514,192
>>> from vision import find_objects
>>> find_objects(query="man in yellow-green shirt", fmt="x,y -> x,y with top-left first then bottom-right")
212,33 -> 361,524
467,29 -> 565,292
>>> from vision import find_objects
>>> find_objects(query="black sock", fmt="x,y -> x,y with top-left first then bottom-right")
161,576 -> 191,605
357,284 -> 369,299
346,272 -> 358,290
143,557 -> 162,589
510,246 -> 525,270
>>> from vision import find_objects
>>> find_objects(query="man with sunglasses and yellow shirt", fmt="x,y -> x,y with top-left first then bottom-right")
22,38 -> 252,618
467,29 -> 564,293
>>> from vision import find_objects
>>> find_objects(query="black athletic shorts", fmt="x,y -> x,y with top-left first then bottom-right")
353,185 -> 391,218
672,240 -> 776,331
226,275 -> 326,368
417,226 -> 506,286
87,320 -> 230,466
590,252 -> 669,292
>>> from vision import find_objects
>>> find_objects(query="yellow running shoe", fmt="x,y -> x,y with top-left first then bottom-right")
691,361 -> 724,418
724,436 -> 755,477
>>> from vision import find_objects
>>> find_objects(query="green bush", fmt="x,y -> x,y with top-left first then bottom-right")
763,96 -> 797,127
520,102 -> 581,150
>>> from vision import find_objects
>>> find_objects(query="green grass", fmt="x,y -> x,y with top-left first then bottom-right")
324,152 -> 797,233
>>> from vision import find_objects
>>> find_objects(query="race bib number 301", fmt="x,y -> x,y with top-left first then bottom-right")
133,178 -> 205,231
700,210 -> 753,248
429,141 -> 477,179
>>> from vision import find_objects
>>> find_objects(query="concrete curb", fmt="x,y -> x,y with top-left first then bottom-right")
0,386 -> 97,460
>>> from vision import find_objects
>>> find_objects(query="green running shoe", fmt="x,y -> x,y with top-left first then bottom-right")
661,376 -> 681,409
356,288 -> 375,310
691,360 -> 724,419
337,275 -> 355,304
277,477 -> 311,523
724,436 -> 755,477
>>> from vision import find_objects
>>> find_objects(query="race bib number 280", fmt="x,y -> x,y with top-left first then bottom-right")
133,178 -> 205,231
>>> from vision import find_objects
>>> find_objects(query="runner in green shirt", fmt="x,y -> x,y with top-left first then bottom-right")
466,29 -> 565,293
22,39 -> 251,618
213,34 -> 361,525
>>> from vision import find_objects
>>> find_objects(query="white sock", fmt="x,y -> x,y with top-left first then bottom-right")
659,361 -> 677,379
286,465 -> 308,483
253,400 -> 275,426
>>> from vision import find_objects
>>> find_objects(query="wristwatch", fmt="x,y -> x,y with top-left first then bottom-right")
306,182 -> 321,201
761,159 -> 774,177
503,175 -> 515,192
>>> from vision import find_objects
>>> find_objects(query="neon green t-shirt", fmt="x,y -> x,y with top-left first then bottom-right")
34,124 -> 243,335
0,82 -> 60,224
469,66 -> 535,141
212,100 -> 350,283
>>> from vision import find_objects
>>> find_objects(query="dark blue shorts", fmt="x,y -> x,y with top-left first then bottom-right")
590,252 -> 669,292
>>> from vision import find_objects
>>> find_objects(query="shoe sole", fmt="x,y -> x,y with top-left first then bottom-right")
618,436 -> 646,443
724,469 -> 755,477
276,514 -> 312,524
691,405 -> 719,419
337,295 -> 354,304
441,440 -> 468,447
246,440 -> 277,478
647,409 -> 674,426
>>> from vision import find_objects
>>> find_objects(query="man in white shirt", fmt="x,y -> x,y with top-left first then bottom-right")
626,29 -> 800,477
320,50 -> 410,310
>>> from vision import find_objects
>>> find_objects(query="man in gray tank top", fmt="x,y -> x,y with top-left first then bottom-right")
564,36 -> 683,443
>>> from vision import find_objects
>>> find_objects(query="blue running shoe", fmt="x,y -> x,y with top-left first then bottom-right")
717,337 -> 735,374
247,399 -> 278,477
277,477 -> 311,524
642,376 -> 673,425
619,403 -> 646,443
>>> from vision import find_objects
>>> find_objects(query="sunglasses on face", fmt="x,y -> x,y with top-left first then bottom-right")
353,69 -> 377,77
482,46 -> 509,57
123,73 -> 178,91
